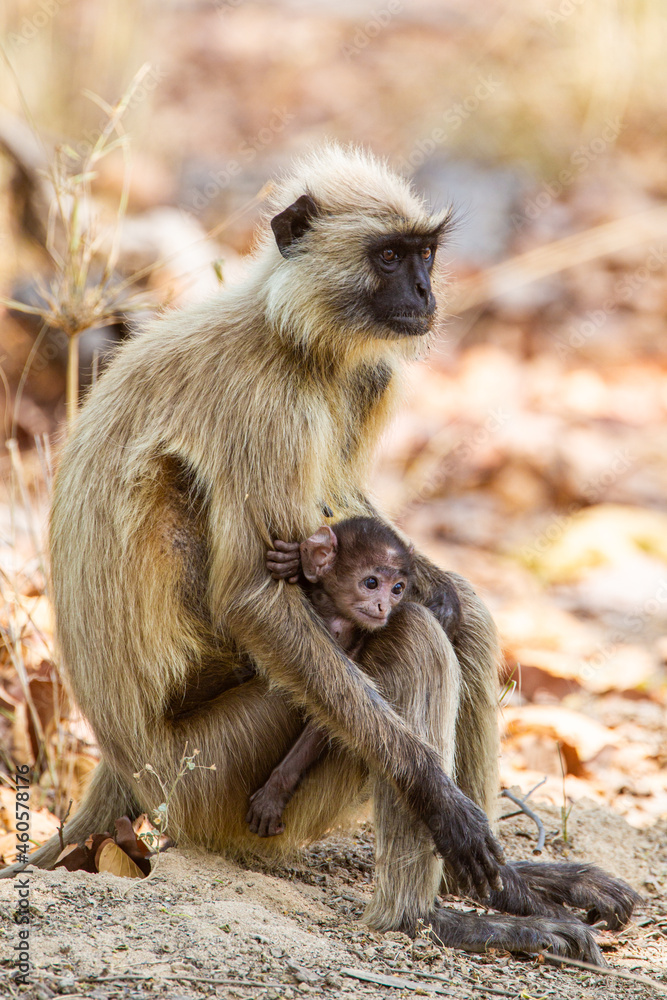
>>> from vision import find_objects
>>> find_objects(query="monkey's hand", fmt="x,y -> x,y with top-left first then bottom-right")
266,540 -> 301,583
246,776 -> 292,837
430,779 -> 505,899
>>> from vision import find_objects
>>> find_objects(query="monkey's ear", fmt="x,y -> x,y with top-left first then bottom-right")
271,194 -> 319,258
300,526 -> 337,582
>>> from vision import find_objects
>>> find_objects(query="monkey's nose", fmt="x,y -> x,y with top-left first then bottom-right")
415,279 -> 429,303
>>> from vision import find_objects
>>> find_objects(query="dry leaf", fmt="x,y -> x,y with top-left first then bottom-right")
114,815 -> 151,875
502,705 -> 614,761
0,831 -> 18,864
95,839 -> 146,879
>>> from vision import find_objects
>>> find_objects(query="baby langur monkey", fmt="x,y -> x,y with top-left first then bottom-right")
246,517 -> 413,837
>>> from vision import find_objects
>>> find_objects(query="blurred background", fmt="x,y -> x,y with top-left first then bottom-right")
0,0 -> 666,855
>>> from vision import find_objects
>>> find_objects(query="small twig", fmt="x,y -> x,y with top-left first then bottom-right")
57,799 -> 73,853
341,966 -> 458,995
170,975 -> 284,988
522,776 -> 547,801
78,972 -> 283,988
499,808 -> 526,821
339,890 -> 366,905
500,789 -> 545,854
407,969 -> 513,997
541,954 -> 667,994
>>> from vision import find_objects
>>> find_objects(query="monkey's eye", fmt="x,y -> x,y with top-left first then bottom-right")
392,582 -> 405,595
364,577 -> 379,590
381,249 -> 398,263
421,247 -> 433,261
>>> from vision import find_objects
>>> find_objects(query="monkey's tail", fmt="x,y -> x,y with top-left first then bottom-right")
0,761 -> 138,878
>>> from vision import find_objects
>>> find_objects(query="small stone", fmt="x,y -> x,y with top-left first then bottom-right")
33,989 -> 55,1000
384,931 -> 411,945
55,976 -> 77,994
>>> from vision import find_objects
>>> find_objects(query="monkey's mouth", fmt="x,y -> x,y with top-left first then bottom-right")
386,312 -> 433,337
357,609 -> 389,627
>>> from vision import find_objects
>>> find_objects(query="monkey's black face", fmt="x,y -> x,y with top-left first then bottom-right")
367,235 -> 437,336
270,194 -> 445,341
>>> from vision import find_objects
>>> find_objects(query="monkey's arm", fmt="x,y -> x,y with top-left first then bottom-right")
246,721 -> 328,837
407,552 -> 463,643
220,573 -> 503,897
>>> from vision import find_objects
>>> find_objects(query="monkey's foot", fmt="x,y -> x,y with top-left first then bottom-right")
246,781 -> 290,837
423,907 -> 604,965
491,861 -> 641,931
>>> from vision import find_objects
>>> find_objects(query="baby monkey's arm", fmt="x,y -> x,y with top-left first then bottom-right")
246,722 -> 328,837
266,539 -> 301,583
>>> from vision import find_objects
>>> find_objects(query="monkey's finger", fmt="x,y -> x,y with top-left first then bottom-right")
463,853 -> 493,900
470,837 -> 502,887
271,540 -> 300,553
268,565 -> 300,580
488,831 -> 505,866
268,559 -> 301,579
267,549 -> 298,560
486,830 -> 505,868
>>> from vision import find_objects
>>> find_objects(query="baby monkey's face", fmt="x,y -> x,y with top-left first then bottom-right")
329,548 -> 408,630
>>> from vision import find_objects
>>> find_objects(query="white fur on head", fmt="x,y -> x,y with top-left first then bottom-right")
257,143 -> 451,364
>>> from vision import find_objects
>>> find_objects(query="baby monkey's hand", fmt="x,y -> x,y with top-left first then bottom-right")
267,539 -> 301,583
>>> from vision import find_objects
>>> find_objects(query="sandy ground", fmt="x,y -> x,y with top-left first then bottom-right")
1,802 -> 665,1000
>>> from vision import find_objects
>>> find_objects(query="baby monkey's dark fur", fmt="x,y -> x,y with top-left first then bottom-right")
249,517 -> 413,836
3,145 -> 639,963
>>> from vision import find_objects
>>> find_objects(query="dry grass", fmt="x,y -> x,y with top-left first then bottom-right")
1,64 -> 157,425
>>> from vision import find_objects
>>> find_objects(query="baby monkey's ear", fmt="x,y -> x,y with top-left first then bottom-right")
300,526 -> 338,583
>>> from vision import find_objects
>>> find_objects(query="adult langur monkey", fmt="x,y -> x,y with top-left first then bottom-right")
5,146 -> 638,960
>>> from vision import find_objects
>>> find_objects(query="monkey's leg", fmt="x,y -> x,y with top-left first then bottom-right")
408,562 -> 638,939
486,860 -> 641,930
357,506 -> 500,824
410,560 -> 501,826
357,603 -> 604,962
359,601 -> 460,932
246,721 -> 328,837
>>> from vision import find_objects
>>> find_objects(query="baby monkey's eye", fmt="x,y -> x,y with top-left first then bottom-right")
364,577 -> 379,590
421,247 -> 432,261
392,582 -> 405,595
381,248 -> 398,263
